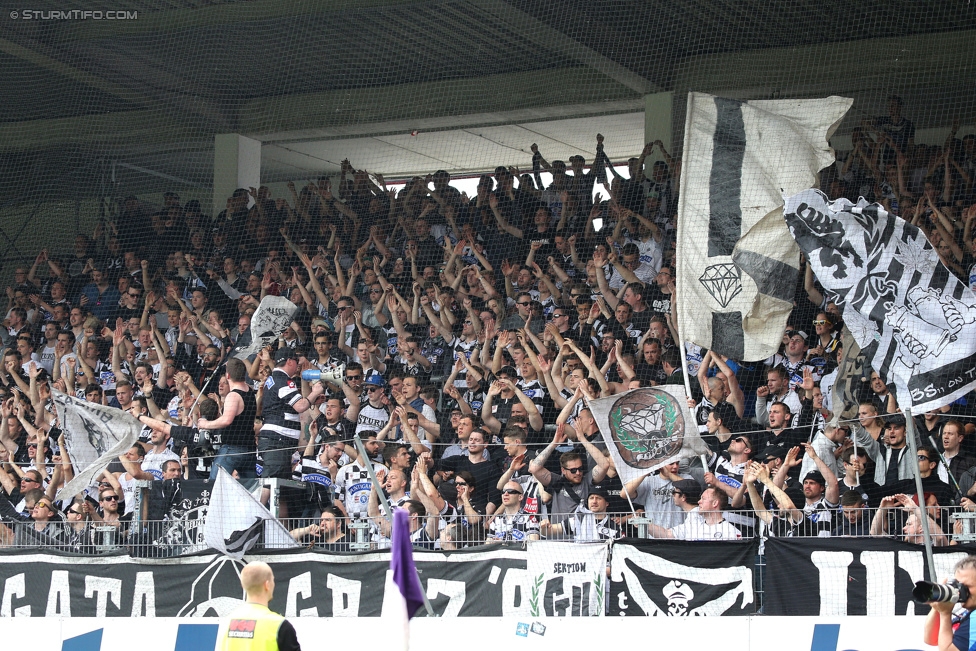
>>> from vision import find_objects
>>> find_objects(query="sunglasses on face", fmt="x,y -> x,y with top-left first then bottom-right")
101,495 -> 119,502
563,466 -> 584,474
455,481 -> 468,487
501,489 -> 523,495
812,320 -> 831,326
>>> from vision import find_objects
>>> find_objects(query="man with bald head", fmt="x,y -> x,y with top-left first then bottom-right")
217,561 -> 301,650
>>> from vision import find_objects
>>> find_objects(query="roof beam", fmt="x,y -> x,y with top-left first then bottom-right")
473,0 -> 658,95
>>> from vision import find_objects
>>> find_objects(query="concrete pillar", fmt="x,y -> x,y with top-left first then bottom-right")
644,91 -> 673,154
213,133 -> 261,217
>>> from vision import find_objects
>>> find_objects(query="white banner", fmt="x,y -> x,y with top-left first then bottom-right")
784,189 -> 976,412
229,295 -> 300,359
675,92 -> 852,361
54,390 -> 141,501
526,541 -> 607,617
589,386 -> 708,485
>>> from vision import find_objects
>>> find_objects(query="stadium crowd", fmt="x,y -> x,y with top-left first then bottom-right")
4,100 -> 976,553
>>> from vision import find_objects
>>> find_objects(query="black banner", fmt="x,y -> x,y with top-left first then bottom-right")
0,546 -> 528,617
609,539 -> 758,616
764,538 -> 976,616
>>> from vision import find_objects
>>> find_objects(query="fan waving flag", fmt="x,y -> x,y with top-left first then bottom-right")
203,467 -> 299,560
676,92 -> 852,361
784,189 -> 976,413
589,386 -> 708,485
229,295 -> 300,359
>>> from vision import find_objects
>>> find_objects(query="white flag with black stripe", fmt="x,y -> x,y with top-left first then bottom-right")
675,92 -> 852,361
785,189 -> 976,413
203,467 -> 299,560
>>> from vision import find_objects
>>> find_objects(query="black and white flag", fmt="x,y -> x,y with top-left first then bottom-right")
203,467 -> 298,560
676,92 -> 852,361
229,295 -> 300,359
784,189 -> 976,413
610,539 -> 757,616
54,390 -> 141,501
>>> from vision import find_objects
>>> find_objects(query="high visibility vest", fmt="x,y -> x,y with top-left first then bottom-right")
217,602 -> 285,651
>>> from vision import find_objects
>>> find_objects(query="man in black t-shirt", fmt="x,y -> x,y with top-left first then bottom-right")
198,358 -> 258,479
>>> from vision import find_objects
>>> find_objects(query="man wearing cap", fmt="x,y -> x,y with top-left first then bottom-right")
542,487 -> 622,542
793,441 -> 841,536
356,374 -> 391,435
856,414 -> 917,486
258,348 -> 325,479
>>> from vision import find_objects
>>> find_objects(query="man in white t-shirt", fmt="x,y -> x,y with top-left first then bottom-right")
645,487 -> 742,540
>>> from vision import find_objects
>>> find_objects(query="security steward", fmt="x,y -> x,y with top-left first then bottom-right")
218,561 -> 301,651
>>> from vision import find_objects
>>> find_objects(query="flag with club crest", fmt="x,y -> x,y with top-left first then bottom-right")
675,92 -> 852,361
784,188 -> 976,413
589,386 -> 709,485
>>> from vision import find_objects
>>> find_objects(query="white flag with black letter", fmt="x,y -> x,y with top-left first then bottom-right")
203,467 -> 299,560
784,189 -> 976,413
588,386 -> 708,486
675,92 -> 852,361
54,390 -> 141,501
229,295 -> 300,359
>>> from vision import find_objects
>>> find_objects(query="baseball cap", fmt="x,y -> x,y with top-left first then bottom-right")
804,470 -> 826,487
760,445 -> 788,461
274,347 -> 297,364
883,414 -> 907,429
589,486 -> 611,501
364,374 -> 386,388
672,479 -> 702,503
785,329 -> 808,341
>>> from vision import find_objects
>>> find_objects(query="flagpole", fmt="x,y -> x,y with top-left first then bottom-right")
903,408 -> 937,580
928,435 -> 963,499
353,434 -> 394,523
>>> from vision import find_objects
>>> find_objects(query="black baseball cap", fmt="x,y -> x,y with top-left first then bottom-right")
274,347 -> 298,364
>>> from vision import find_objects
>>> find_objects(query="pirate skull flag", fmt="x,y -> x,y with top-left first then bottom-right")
675,92 -> 852,361
784,189 -> 976,413
589,386 -> 709,485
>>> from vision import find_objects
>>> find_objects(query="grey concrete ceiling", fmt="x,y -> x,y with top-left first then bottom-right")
0,0 -> 973,200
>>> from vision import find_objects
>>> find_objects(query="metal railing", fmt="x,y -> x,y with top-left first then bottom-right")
1,505 -> 970,556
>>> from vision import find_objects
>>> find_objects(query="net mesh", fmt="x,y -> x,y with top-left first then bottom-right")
3,0 -> 976,612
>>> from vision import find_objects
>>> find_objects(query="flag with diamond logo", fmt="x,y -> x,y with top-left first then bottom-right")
588,386 -> 708,485
675,92 -> 852,361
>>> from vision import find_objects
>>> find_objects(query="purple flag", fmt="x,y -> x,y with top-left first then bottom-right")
391,509 -> 426,619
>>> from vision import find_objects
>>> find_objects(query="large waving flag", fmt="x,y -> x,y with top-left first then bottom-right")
203,467 -> 299,560
675,92 -> 852,361
784,189 -> 976,413
54,390 -> 141,501
588,386 -> 709,485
